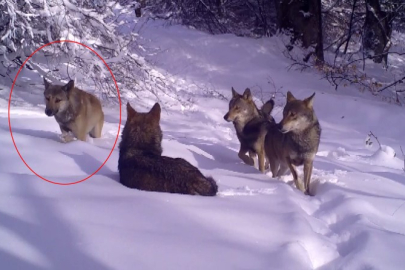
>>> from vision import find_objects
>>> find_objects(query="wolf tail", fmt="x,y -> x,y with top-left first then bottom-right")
192,176 -> 218,196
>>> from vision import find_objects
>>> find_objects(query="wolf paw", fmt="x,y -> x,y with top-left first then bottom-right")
304,189 -> 314,196
246,158 -> 255,166
294,180 -> 306,193
60,133 -> 75,143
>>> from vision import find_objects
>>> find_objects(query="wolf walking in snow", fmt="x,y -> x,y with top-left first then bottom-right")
43,77 -> 104,143
223,87 -> 275,173
264,91 -> 321,195
118,102 -> 218,196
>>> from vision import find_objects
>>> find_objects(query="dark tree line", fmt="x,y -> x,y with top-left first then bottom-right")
145,0 -> 404,64
319,0 -> 405,103
276,0 -> 324,63
144,0 -> 405,102
145,0 -> 279,37
2,0 -> 404,103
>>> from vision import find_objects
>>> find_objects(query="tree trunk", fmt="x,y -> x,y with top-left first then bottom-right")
314,0 -> 324,63
276,0 -> 324,63
343,0 -> 357,54
363,0 -> 393,65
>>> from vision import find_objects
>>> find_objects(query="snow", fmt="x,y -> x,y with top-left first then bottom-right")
1,19 -> 405,270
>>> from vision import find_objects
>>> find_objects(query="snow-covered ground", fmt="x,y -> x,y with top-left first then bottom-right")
1,19 -> 405,270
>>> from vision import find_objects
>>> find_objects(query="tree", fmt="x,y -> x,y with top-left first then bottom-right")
363,0 -> 393,66
146,0 -> 278,37
276,0 -> 324,63
0,0 -> 188,105
1,0 -> 116,90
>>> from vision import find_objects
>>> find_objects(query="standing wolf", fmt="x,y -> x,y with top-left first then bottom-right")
43,77 -> 104,142
223,87 -> 274,173
264,91 -> 321,195
118,102 -> 218,196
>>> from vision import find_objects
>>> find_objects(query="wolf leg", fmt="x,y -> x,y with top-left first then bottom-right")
303,160 -> 314,196
90,119 -> 103,138
286,158 -> 302,192
276,162 -> 289,177
249,150 -> 261,169
258,149 -> 266,173
71,126 -> 88,142
76,132 -> 88,142
238,145 -> 254,166
248,150 -> 257,166
269,158 -> 279,178
264,158 -> 270,170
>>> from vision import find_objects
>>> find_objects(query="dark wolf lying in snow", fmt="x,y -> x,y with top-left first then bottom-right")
118,102 -> 218,196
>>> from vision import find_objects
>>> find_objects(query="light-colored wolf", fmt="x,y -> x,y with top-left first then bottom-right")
264,91 -> 321,195
43,77 -> 104,142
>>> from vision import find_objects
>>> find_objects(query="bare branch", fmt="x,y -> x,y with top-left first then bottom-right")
378,76 -> 405,93
369,131 -> 382,148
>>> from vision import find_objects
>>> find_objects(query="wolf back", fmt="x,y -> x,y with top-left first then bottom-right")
118,102 -> 218,196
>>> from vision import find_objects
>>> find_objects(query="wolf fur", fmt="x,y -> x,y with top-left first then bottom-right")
264,91 -> 321,195
43,77 -> 104,142
224,87 -> 275,173
118,102 -> 218,196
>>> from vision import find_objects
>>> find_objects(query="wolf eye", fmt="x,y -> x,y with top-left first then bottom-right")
55,99 -> 61,103
46,97 -> 50,101
290,112 -> 296,117
235,106 -> 240,110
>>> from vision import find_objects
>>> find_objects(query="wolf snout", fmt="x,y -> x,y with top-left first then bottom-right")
277,123 -> 288,133
223,113 -> 231,122
45,108 -> 55,116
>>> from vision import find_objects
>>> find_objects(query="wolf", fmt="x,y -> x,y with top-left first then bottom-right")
223,87 -> 275,173
118,102 -> 218,196
43,77 -> 104,142
264,91 -> 321,195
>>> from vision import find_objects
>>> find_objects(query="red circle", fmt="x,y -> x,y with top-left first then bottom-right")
8,40 -> 122,185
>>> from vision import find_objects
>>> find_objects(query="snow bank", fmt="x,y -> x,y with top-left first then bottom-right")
1,19 -> 405,270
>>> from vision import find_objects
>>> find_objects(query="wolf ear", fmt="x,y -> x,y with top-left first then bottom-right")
62,80 -> 75,92
304,92 -> 316,109
43,77 -> 50,89
231,87 -> 238,98
242,88 -> 252,101
127,102 -> 137,119
286,91 -> 296,103
149,103 -> 161,122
